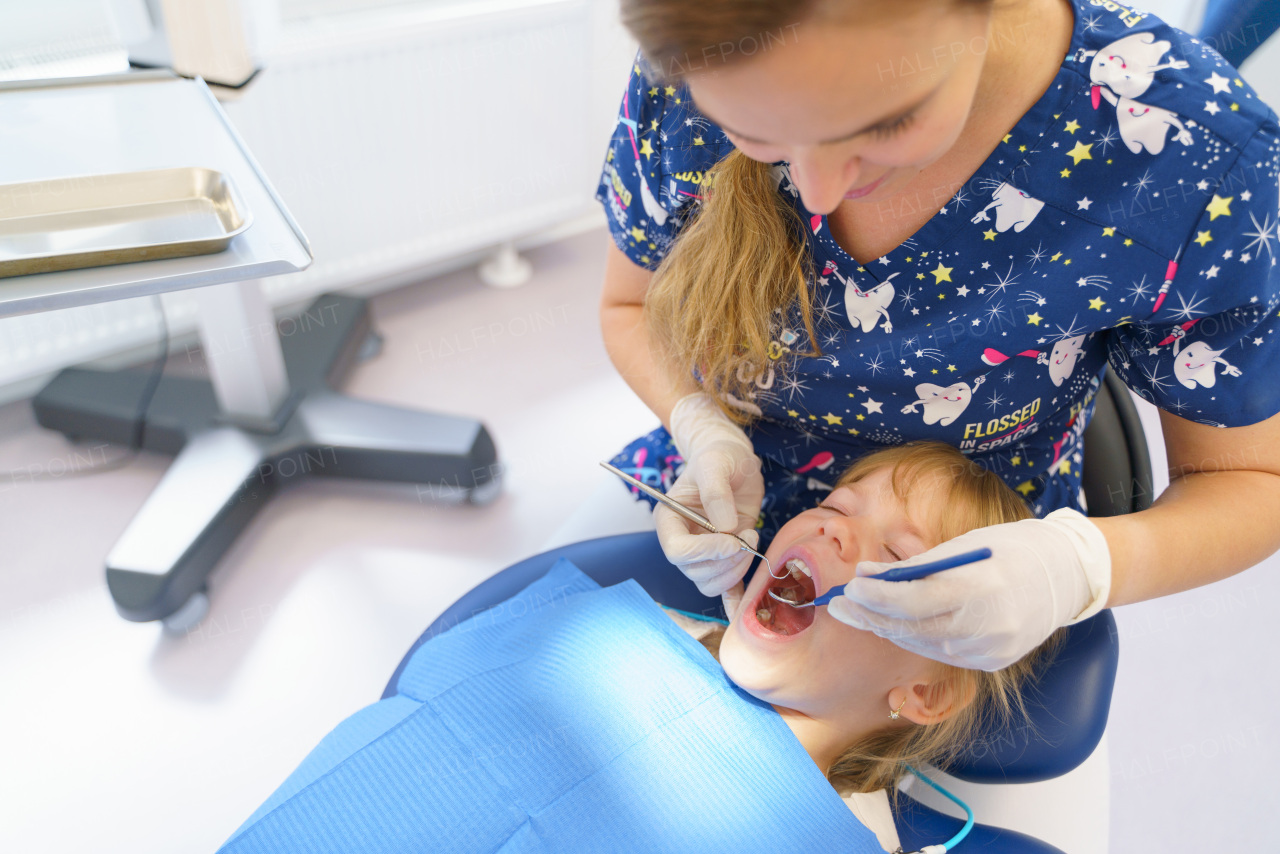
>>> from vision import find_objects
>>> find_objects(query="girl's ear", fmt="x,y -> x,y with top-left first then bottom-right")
895,675 -> 977,726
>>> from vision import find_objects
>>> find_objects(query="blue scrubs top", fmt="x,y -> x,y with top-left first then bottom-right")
596,0 -> 1280,545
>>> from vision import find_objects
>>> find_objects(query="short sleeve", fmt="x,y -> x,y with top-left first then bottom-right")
593,54 -> 735,271
1106,113 -> 1280,427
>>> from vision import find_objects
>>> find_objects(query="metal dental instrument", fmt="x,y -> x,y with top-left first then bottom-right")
768,547 -> 993,608
598,461 -> 783,579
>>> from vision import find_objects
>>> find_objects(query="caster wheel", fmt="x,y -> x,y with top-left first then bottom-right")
357,330 -> 384,362
162,589 -> 210,634
467,477 -> 503,506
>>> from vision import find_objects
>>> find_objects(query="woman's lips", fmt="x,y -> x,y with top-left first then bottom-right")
844,173 -> 887,199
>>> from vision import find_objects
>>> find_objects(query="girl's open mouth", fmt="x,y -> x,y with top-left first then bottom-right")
746,556 -> 818,638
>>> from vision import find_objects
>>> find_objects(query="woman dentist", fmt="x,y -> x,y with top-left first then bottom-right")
595,0 -> 1280,846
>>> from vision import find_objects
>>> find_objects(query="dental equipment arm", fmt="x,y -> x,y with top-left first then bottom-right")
827,509 -> 1109,671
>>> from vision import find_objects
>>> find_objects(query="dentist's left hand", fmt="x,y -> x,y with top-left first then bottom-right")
825,508 -> 1112,670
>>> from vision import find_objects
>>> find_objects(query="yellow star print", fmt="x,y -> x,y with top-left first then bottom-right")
1206,195 -> 1233,220
1066,142 -> 1093,164
1194,230 -> 1213,247
1027,312 -> 1044,325
693,136 -> 705,145
664,86 -> 676,97
1060,168 -> 1072,178
639,137 -> 654,160
822,412 -> 843,426
648,87 -> 658,97
787,409 -> 799,418
1050,251 -> 1063,261
1088,297 -> 1105,310
856,413 -> 865,421
630,226 -> 645,242
1002,133 -> 1011,144
983,229 -> 997,241
1064,119 -> 1081,133
1102,227 -> 1116,237
1010,455 -> 1022,466
931,263 -> 954,283
1123,238 -> 1134,246
1057,458 -> 1072,475
1016,481 -> 1036,496
946,364 -> 957,372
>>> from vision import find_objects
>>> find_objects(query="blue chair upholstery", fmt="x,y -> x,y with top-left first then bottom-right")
1198,0 -> 1280,67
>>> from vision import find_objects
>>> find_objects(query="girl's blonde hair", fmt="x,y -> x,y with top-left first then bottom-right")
619,0 -> 994,423
698,441 -> 1066,795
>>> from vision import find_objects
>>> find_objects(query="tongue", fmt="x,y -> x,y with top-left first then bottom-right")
766,575 -> 816,635
770,600 -> 814,634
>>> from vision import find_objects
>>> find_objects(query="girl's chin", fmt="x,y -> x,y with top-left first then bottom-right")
720,621 -> 795,698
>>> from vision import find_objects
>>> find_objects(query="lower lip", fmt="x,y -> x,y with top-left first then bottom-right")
843,173 -> 887,199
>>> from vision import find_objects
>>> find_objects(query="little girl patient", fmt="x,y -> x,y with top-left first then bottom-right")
664,441 -> 1066,849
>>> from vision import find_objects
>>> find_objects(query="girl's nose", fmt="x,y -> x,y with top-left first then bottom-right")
788,151 -> 861,215
817,514 -> 865,564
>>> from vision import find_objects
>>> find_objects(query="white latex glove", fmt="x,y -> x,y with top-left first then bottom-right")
654,393 -> 766,597
826,508 -> 1111,671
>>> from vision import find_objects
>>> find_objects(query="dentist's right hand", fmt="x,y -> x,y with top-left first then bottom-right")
654,392 -> 766,598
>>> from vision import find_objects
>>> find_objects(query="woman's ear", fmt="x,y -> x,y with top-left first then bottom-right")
892,675 -> 977,726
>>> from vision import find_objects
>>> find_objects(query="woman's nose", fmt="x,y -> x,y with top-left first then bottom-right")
788,150 -> 860,215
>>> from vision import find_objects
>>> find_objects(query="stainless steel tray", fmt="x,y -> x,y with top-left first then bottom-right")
0,166 -> 252,278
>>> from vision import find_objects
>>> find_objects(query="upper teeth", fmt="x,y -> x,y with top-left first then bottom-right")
785,558 -> 811,579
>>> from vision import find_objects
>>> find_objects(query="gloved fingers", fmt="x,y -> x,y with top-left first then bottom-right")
721,581 -> 746,623
827,592 -> 951,643
841,572 -> 971,623
694,450 -> 744,532
682,551 -> 754,597
827,596 -> 992,667
735,528 -> 760,552
654,504 -> 751,563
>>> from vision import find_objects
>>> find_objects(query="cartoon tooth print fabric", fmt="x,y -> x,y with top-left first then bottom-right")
595,0 -> 1280,548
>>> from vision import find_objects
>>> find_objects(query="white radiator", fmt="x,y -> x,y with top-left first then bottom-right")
0,0 -> 634,401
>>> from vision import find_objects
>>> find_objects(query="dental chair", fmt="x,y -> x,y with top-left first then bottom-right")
379,367 -> 1153,852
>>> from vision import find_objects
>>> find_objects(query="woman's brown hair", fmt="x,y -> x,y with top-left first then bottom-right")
619,0 -> 996,422
696,441 -> 1066,795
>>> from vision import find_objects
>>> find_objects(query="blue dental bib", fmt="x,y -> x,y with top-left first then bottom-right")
220,559 -> 879,853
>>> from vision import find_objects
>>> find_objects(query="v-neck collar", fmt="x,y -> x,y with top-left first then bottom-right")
812,0 -> 1085,284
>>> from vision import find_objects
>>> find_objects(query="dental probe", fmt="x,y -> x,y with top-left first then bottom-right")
769,547 -> 993,608
598,461 -> 784,579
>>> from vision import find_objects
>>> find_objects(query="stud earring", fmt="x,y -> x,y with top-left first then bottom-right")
888,697 -> 908,721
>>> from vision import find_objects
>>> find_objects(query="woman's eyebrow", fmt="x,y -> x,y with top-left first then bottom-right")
710,76 -> 948,146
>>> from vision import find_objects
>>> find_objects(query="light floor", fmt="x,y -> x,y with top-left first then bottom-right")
0,228 -> 1275,852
